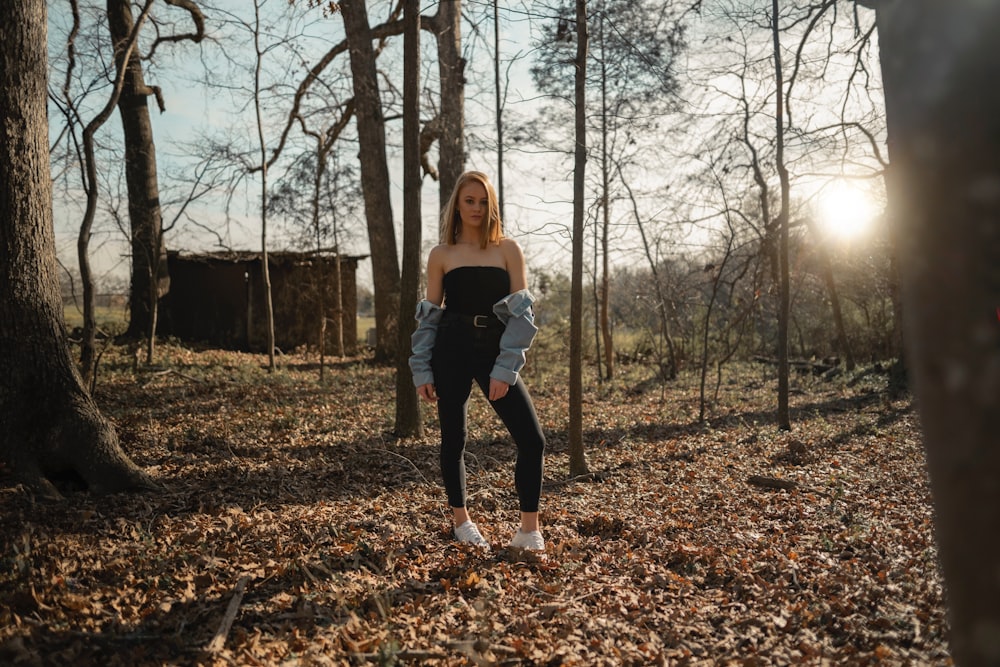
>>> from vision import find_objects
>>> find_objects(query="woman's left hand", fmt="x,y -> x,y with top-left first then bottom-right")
488,378 -> 510,402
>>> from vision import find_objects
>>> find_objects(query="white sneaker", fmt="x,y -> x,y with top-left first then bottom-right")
454,520 -> 490,549
509,529 -> 545,551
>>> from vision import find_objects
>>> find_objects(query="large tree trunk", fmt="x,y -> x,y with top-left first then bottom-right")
107,0 -> 169,352
341,0 -> 400,363
0,0 -> 154,500
869,1 -> 1000,664
435,0 -> 464,209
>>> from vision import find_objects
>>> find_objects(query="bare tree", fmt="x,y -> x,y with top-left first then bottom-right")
109,0 -> 204,358
567,0 -> 590,477
617,162 -> 678,380
341,0 -> 401,363
249,0 -> 278,370
768,0 -> 792,431
394,0 -> 422,436
1,0 -> 154,499
68,0 -> 156,388
531,0 -> 684,383
300,109 -> 356,376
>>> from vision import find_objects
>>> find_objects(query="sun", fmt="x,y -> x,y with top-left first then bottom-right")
815,179 -> 880,241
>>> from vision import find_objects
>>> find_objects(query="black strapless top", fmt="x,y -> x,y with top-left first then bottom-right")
443,266 -> 510,315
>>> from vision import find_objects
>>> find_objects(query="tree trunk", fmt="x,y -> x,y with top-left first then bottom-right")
0,0 -> 154,500
806,219 -> 856,371
394,0 -> 423,437
770,0 -> 791,431
598,11 -> 614,381
108,0 -> 169,354
620,170 -> 677,379
435,0 -> 464,209
568,0 -> 590,478
870,2 -> 1000,663
252,0 -> 276,371
884,170 -> 907,396
493,0 -> 505,220
341,0 -> 400,363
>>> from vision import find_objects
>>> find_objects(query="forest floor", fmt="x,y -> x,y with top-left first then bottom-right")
1,345 -> 951,666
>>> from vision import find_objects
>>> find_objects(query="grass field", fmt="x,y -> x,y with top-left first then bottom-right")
63,304 -> 129,331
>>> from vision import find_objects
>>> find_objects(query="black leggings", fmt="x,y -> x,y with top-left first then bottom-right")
431,319 -> 546,513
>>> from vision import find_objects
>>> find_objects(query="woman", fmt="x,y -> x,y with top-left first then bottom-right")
409,171 -> 546,552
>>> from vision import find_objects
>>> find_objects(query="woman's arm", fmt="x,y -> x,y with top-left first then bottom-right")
411,245 -> 447,401
502,238 -> 529,294
488,239 -> 536,400
425,245 -> 446,305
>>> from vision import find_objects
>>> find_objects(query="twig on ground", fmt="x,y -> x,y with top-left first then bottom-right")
206,575 -> 249,653
140,367 -> 206,386
371,447 -> 431,485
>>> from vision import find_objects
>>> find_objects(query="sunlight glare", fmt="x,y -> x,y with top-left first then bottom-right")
816,180 -> 880,240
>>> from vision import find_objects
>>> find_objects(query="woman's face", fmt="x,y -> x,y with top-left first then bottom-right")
456,181 -> 489,237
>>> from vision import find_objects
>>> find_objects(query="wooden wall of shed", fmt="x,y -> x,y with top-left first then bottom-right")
159,260 -> 250,349
250,257 -> 359,355
160,255 -> 359,354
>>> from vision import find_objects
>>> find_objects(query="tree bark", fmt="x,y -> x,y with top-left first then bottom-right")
107,0 -> 169,352
435,0 -> 465,209
341,0 -> 400,363
770,0 -> 791,431
872,2 -> 1000,664
806,219 -> 856,371
252,0 -> 276,371
598,10 -> 613,381
0,0 -> 154,499
394,0 -> 423,437
568,0 -> 590,477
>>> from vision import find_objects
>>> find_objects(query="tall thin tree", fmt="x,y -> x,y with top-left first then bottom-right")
770,0 -> 792,431
568,0 -> 590,477
395,0 -> 423,437
252,0 -> 277,370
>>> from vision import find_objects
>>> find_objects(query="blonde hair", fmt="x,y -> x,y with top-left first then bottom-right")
439,171 -> 504,248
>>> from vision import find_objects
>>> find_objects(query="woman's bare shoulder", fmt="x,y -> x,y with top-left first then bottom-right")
427,243 -> 452,262
499,237 -> 525,262
498,237 -> 524,254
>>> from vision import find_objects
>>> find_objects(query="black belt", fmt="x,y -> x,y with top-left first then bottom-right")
446,312 -> 503,329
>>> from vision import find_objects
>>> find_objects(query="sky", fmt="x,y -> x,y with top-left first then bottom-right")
47,0 -> 886,294
49,0 -> 583,293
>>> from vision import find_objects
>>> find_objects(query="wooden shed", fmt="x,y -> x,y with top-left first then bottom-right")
158,250 -> 366,355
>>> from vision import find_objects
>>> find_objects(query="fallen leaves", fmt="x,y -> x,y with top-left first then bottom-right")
0,348 -> 952,665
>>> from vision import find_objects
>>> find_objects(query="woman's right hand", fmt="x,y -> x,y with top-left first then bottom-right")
417,383 -> 438,403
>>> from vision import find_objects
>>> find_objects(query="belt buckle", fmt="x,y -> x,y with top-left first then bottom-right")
473,315 -> 489,328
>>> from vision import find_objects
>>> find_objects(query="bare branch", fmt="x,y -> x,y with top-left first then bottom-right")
146,0 -> 206,60
264,7 -> 406,170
